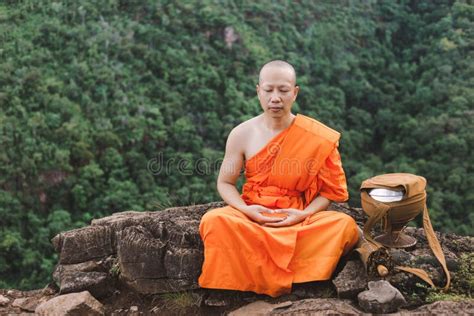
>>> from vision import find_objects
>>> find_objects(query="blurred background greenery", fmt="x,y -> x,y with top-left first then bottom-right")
0,0 -> 472,289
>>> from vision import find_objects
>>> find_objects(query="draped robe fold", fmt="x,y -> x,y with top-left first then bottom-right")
198,114 -> 359,297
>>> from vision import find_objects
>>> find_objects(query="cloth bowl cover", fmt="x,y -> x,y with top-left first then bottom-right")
369,188 -> 405,202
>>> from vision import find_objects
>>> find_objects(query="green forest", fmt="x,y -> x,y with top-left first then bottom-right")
0,0 -> 472,290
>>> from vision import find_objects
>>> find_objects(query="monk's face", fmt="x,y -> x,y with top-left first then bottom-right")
256,67 -> 299,118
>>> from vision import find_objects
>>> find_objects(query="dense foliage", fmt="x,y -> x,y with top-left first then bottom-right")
0,0 -> 472,290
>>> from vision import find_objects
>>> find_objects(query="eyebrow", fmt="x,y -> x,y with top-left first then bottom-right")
262,84 -> 292,88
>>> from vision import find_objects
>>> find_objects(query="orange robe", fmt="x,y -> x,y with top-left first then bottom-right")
198,114 -> 359,297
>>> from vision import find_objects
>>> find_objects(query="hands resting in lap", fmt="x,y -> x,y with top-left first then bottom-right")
241,204 -> 311,227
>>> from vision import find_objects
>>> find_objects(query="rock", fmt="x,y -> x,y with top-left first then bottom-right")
12,297 -> 40,312
41,282 -> 59,296
117,219 -> 203,294
357,280 -> 406,313
91,210 -> 155,230
0,294 -> 10,306
204,295 -> 228,307
50,202 -> 224,295
402,300 -> 474,315
118,225 -> 168,279
53,259 -> 103,284
129,305 -> 139,315
229,300 -> 293,315
332,260 -> 368,298
35,291 -> 104,316
123,277 -> 196,295
118,223 -> 201,294
47,201 -> 472,300
271,298 -> 362,314
289,281 -> 336,300
52,225 -> 114,264
328,203 -> 367,226
292,288 -> 307,299
59,271 -> 114,298
52,257 -> 115,298
390,249 -> 413,265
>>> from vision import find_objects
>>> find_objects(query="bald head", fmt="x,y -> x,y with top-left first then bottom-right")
258,60 -> 296,86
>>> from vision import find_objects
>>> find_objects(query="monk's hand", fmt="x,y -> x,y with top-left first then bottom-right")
241,205 -> 287,225
263,208 -> 310,227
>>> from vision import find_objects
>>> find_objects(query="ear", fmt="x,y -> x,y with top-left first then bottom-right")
293,85 -> 300,100
256,84 -> 260,94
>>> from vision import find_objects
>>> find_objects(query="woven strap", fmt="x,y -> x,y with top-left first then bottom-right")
394,203 -> 450,290
360,191 -> 389,248
421,203 -> 450,289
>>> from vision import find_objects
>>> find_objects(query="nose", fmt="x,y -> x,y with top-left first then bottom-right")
270,91 -> 281,103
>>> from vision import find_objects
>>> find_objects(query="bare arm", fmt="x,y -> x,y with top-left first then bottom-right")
303,195 -> 331,215
217,127 -> 282,224
216,127 -> 248,211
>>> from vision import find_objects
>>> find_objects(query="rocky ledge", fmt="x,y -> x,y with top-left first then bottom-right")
0,202 -> 472,315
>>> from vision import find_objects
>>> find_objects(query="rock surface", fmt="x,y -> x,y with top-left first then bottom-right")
1,202 -> 471,315
35,291 -> 104,316
229,298 -> 364,315
52,225 -> 115,264
11,297 -> 41,312
358,280 -> 407,313
229,300 -> 294,315
403,300 -> 474,315
49,202 -> 473,298
52,202 -> 224,294
53,256 -> 115,298
59,271 -> 114,298
230,298 -> 474,315
0,294 -> 10,306
332,260 -> 368,298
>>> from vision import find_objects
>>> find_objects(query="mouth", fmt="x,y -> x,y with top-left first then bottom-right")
269,107 -> 283,112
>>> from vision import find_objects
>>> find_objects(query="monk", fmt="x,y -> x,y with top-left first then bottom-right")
198,60 -> 359,297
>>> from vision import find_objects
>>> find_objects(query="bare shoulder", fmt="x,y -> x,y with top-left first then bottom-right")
224,116 -> 260,158
228,115 -> 260,141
